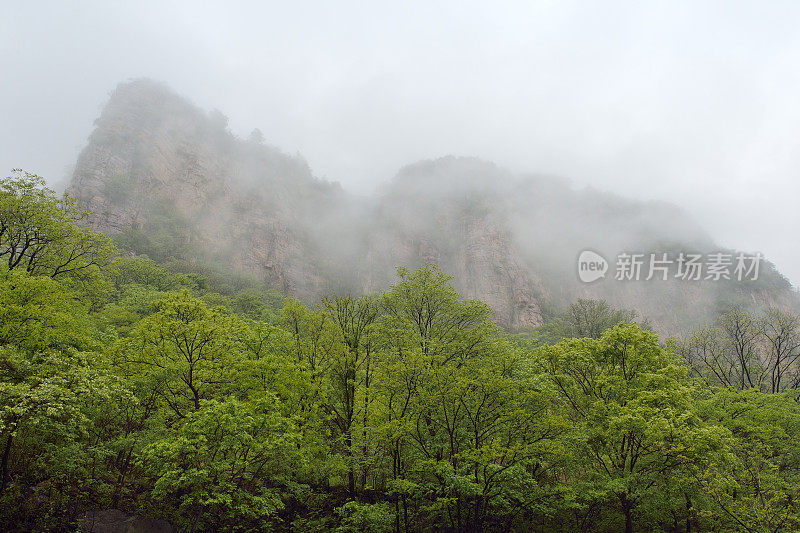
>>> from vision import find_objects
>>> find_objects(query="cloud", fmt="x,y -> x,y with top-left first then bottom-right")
1,0 -> 798,284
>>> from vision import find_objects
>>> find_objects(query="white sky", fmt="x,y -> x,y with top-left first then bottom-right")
2,0 -> 799,285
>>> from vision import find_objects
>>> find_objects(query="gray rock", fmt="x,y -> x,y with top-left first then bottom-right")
80,509 -> 172,533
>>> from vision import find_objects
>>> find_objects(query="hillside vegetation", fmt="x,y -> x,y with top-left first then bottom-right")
3,171 -> 800,532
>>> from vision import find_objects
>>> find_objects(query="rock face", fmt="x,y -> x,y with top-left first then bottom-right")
68,79 -> 798,333
363,158 -> 544,327
80,509 -> 172,533
69,79 -> 337,300
68,80 -> 545,327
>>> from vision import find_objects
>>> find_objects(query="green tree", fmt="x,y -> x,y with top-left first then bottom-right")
0,268 -> 129,529
141,397 -> 304,532
118,291 -> 246,419
0,170 -> 116,284
542,324 -> 722,532
695,388 -> 800,532
370,265 -> 565,531
323,294 -> 378,496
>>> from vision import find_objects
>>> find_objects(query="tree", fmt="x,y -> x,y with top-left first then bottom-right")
378,265 -> 496,365
759,308 -> 800,393
141,397 -> 303,532
563,299 -> 642,339
683,307 -> 800,394
719,307 -> 763,390
119,291 -> 245,419
696,389 -> 800,532
369,265 -> 565,531
0,170 -> 116,283
542,324 -> 722,532
682,325 -> 738,389
535,299 -> 644,344
0,268 -> 130,529
322,295 -> 378,496
248,128 -> 265,144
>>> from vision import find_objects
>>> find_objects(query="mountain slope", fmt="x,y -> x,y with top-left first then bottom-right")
67,79 -> 798,333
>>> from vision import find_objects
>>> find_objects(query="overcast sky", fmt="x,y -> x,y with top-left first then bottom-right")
2,1 -> 799,285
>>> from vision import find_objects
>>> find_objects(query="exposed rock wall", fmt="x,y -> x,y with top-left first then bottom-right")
68,79 -> 798,332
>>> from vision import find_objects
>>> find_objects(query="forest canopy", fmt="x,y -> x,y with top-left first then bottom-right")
1,172 -> 800,532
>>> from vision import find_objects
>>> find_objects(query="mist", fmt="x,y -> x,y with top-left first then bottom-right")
2,0 -> 800,285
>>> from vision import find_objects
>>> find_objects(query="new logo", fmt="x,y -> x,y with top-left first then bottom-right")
578,250 -> 608,283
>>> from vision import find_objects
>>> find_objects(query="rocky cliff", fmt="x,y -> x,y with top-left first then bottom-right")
68,79 -> 798,333
69,80 -> 340,299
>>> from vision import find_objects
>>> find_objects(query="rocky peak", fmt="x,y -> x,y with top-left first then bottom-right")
67,81 -> 798,333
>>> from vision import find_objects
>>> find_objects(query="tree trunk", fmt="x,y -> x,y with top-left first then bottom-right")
0,434 -> 12,491
361,347 -> 371,491
346,425 -> 355,496
620,493 -> 634,533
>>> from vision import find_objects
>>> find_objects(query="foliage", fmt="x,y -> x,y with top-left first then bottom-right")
0,170 -> 116,297
542,324 -> 724,532
117,291 -> 247,419
3,172 -> 800,531
141,398 -> 303,531
533,298 -> 646,345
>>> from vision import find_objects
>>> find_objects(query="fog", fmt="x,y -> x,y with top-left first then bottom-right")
2,1 -> 799,285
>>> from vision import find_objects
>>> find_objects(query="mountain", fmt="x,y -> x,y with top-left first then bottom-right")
67,79 -> 798,334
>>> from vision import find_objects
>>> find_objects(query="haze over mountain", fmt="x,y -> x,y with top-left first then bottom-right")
67,80 -> 798,334
4,2 -> 800,287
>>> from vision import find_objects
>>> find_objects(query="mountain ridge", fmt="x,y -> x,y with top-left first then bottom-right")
67,79 -> 798,334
